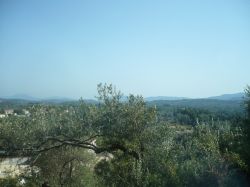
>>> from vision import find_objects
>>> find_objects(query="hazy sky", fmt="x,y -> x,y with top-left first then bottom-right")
1,0 -> 250,99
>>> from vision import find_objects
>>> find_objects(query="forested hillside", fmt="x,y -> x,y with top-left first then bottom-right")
148,99 -> 244,126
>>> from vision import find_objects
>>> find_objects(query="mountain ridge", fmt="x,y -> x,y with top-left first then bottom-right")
145,92 -> 244,101
0,92 -> 245,103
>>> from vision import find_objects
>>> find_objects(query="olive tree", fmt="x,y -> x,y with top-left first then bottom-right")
0,83 -> 157,186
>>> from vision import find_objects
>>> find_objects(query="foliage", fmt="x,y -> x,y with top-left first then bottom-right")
240,86 -> 250,177
0,84 -> 249,186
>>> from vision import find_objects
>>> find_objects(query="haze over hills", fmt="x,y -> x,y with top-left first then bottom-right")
145,96 -> 188,101
0,94 -> 99,105
1,94 -> 76,102
207,93 -> 244,100
4,94 -> 39,101
145,92 -> 244,101
0,92 -> 245,103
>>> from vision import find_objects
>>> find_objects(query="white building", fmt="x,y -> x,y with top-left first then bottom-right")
4,109 -> 14,115
0,114 -> 6,118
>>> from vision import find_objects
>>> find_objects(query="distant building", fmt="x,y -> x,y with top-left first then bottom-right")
23,109 -> 30,116
4,109 -> 14,115
0,114 -> 5,118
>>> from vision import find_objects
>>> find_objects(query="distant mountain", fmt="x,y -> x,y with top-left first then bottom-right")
145,96 -> 188,102
0,94 -> 76,103
207,93 -> 244,100
145,93 -> 245,102
0,92 -> 245,103
3,94 -> 39,101
42,96 -> 75,103
44,96 -> 73,100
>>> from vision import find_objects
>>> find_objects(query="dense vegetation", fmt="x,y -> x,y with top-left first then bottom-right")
0,84 -> 250,187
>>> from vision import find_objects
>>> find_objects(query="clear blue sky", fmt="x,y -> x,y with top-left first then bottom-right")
0,0 -> 250,99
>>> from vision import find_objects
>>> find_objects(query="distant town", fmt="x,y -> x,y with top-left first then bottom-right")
0,109 -> 30,118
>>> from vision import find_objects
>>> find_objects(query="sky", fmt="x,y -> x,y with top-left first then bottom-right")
0,0 -> 250,99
